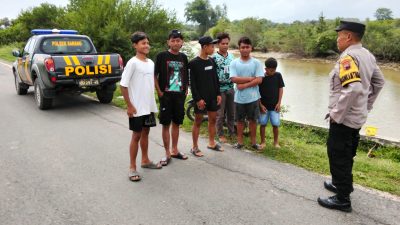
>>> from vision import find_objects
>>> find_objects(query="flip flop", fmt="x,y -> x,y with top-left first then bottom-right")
207,143 -> 224,152
128,170 -> 141,182
233,143 -> 244,149
141,161 -> 162,169
190,147 -> 204,157
160,156 -> 171,166
171,152 -> 188,160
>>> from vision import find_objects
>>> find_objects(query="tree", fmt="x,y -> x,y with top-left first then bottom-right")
375,8 -> 393,20
0,17 -> 11,28
184,0 -> 227,35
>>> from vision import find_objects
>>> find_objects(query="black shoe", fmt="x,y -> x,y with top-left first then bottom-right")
324,180 -> 337,193
317,195 -> 352,212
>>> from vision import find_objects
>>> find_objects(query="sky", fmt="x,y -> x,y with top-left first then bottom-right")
0,0 -> 399,23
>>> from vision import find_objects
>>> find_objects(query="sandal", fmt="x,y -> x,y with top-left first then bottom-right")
252,144 -> 263,151
207,143 -> 224,152
141,161 -> 162,169
160,156 -> 171,166
128,170 -> 141,182
233,143 -> 244,149
171,152 -> 188,160
190,147 -> 204,157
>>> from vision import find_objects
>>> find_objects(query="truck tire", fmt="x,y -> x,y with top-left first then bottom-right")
34,79 -> 53,110
96,84 -> 115,104
14,71 -> 28,95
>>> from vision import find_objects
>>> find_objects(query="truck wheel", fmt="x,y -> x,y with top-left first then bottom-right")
14,71 -> 28,95
96,84 -> 115,104
34,79 -> 53,110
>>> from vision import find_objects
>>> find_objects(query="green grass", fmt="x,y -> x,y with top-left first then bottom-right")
0,43 -> 23,62
181,118 -> 400,196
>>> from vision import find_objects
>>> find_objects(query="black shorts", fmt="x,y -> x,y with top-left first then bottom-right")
129,113 -> 156,132
194,98 -> 219,114
159,92 -> 186,125
235,100 -> 260,122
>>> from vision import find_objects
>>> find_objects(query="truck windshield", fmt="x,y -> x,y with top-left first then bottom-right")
41,37 -> 93,54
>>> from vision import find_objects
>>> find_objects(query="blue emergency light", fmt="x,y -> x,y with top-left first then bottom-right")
31,29 -> 79,35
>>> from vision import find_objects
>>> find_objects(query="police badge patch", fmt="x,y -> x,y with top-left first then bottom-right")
339,55 -> 361,87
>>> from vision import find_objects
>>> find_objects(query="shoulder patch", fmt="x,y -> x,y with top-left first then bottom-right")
339,55 -> 361,87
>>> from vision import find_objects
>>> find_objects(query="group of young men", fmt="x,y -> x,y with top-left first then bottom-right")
120,29 -> 284,182
120,20 -> 385,214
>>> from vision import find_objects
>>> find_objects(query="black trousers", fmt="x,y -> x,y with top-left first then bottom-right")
327,123 -> 360,198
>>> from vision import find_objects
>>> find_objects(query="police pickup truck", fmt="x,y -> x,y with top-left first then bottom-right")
12,29 -> 123,109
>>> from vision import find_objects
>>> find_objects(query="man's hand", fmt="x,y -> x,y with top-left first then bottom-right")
127,105 -> 137,117
260,103 -> 267,113
274,103 -> 281,112
217,96 -> 222,105
237,83 -> 247,90
157,90 -> 164,98
197,99 -> 206,110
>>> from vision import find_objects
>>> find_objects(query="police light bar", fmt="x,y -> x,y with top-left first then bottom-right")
31,29 -> 79,35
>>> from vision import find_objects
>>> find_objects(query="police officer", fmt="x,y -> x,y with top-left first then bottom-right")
317,20 -> 385,212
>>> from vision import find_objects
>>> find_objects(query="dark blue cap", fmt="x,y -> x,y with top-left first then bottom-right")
335,20 -> 366,37
198,36 -> 218,46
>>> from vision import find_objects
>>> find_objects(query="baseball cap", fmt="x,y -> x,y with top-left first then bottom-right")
198,36 -> 218,46
168,29 -> 183,39
335,20 -> 366,38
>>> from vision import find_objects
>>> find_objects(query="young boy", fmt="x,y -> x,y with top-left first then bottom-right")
120,32 -> 162,182
230,37 -> 264,150
258,57 -> 285,148
154,29 -> 189,166
212,32 -> 235,143
189,36 -> 222,157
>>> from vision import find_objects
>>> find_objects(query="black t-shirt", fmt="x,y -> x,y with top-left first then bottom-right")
154,51 -> 189,94
188,56 -> 221,102
259,72 -> 285,110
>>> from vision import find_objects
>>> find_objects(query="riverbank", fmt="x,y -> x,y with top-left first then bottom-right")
229,49 -> 400,71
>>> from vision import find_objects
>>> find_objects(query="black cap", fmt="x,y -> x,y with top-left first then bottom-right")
335,20 -> 366,37
168,29 -> 183,39
198,36 -> 218,46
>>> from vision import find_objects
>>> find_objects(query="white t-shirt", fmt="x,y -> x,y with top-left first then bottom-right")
120,56 -> 158,117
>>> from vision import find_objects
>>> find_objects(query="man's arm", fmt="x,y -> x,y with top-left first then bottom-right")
120,86 -> 136,117
236,77 -> 262,90
154,75 -> 163,97
275,87 -> 283,112
231,76 -> 255,84
367,66 -> 385,111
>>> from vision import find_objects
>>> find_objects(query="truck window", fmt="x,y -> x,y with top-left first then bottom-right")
41,37 -> 93,54
23,38 -> 32,55
28,38 -> 37,54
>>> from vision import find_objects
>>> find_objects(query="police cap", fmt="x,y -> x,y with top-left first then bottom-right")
335,20 -> 366,38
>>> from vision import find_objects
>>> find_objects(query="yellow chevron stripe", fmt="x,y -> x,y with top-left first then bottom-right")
105,55 -> 110,65
63,56 -> 72,66
97,55 -> 103,65
71,56 -> 80,65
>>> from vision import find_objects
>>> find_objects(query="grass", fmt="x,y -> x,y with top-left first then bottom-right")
0,43 -> 23,62
181,113 -> 400,196
1,48 -> 399,196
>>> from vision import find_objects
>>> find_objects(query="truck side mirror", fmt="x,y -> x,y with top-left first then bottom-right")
12,49 -> 21,57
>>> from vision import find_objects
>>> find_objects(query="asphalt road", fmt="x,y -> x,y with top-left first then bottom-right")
0,61 -> 399,225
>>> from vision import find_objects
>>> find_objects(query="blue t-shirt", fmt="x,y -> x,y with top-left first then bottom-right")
229,57 -> 264,104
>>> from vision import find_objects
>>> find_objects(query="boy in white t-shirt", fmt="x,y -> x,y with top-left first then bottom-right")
120,32 -> 162,182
